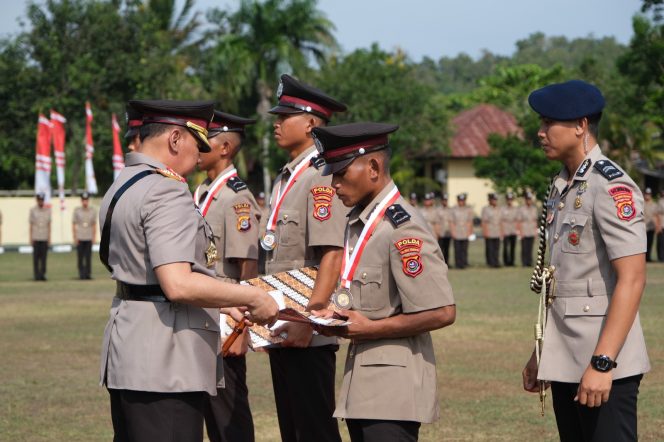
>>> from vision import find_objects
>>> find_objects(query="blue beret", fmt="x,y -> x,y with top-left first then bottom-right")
528,80 -> 605,121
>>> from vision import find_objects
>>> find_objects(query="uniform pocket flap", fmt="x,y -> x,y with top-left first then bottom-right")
187,307 -> 220,332
358,340 -> 410,367
564,296 -> 609,317
353,265 -> 382,286
561,213 -> 588,227
277,209 -> 299,225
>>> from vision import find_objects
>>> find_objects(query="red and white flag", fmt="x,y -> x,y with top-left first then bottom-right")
34,113 -> 52,206
111,113 -> 125,180
50,110 -> 67,211
84,101 -> 98,194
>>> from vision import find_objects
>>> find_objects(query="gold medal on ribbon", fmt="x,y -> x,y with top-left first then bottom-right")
205,242 -> 218,267
332,288 -> 353,310
574,196 -> 582,209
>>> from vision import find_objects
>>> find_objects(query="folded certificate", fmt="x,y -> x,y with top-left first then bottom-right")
221,267 -> 346,349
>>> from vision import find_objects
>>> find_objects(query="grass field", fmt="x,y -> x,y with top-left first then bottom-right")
0,245 -> 662,441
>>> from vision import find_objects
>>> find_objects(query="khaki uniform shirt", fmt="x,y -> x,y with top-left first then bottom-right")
334,182 -> 455,423
501,204 -> 518,236
517,204 -> 539,238
73,206 -> 97,241
450,206 -> 473,240
420,206 -> 439,238
264,146 -> 349,346
538,146 -> 650,383
197,165 -> 261,282
481,205 -> 502,239
30,206 -> 51,241
644,199 -> 657,231
99,152 -> 221,395
437,206 -> 452,238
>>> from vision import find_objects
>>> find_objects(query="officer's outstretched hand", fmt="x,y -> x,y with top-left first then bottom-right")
575,366 -> 611,407
271,322 -> 313,348
246,288 -> 279,327
522,350 -> 541,393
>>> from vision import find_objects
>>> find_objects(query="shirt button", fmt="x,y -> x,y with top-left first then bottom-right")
583,305 -> 590,312
558,202 -> 565,210
283,214 -> 288,220
361,272 -> 367,279
349,247 -> 354,253
554,233 -> 559,241
204,321 -> 209,329
570,218 -> 575,224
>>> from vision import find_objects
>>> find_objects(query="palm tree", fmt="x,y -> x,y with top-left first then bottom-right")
202,0 -> 338,195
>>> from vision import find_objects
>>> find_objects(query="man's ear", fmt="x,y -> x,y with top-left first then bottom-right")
168,128 -> 182,152
575,117 -> 588,137
368,156 -> 381,179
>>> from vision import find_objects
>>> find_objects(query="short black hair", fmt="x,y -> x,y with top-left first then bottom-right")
139,123 -> 172,142
586,113 -> 602,138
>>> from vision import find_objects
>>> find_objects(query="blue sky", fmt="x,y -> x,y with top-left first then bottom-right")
1,0 -> 643,60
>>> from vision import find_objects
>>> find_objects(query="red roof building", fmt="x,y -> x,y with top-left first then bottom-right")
449,104 -> 523,158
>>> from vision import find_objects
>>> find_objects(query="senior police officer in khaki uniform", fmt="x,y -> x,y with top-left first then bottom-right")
481,193 -> 502,268
72,192 -> 96,279
450,193 -> 473,269
522,81 -> 650,441
501,191 -> 518,266
311,122 -> 456,441
262,74 -> 349,442
437,193 -> 453,265
99,99 -> 278,442
29,193 -> 51,281
194,110 -> 260,442
516,191 -> 538,267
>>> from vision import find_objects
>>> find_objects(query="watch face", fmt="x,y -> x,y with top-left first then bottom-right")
592,355 -> 614,372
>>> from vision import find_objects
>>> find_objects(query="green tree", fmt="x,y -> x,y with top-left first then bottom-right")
198,0 -> 337,195
474,134 -> 559,199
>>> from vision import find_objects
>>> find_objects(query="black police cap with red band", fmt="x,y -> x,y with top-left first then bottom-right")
208,110 -> 256,137
269,74 -> 347,121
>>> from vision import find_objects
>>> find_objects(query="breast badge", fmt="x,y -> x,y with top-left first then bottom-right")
567,228 -> 580,246
311,186 -> 334,221
608,186 -> 636,221
395,237 -> 424,277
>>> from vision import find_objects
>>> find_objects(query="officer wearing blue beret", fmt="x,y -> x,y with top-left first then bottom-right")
522,80 -> 649,441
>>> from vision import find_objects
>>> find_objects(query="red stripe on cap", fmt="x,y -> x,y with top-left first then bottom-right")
280,95 -> 332,118
143,114 -> 210,129
128,120 -> 142,127
322,135 -> 388,160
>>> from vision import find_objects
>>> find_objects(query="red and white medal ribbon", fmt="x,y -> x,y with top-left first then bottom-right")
264,150 -> 318,231
339,185 -> 401,290
194,167 -> 238,217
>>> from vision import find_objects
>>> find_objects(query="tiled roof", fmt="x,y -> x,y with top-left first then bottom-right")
450,104 -> 523,158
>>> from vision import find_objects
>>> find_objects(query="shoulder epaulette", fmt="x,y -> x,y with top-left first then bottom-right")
310,156 -> 326,169
155,168 -> 185,183
227,176 -> 248,193
385,204 -> 411,228
594,159 -> 624,181
576,159 -> 592,177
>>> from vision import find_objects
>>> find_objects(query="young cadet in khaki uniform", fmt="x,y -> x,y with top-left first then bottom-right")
98,100 -> 278,442
195,110 -> 259,442
261,74 -> 348,442
481,193 -> 502,268
72,192 -> 96,279
311,122 -> 456,441
522,81 -> 650,441
643,188 -> 658,262
450,193 -> 473,269
437,193 -> 452,265
419,192 -> 439,237
516,191 -> 538,267
501,191 -> 518,266
29,193 -> 51,281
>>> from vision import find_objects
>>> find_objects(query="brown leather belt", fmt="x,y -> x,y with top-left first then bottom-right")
115,281 -> 169,302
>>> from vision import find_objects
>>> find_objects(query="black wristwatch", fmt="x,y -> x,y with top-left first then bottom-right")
590,355 -> 617,372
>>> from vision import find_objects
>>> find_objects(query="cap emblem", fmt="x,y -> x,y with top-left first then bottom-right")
276,81 -> 283,98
